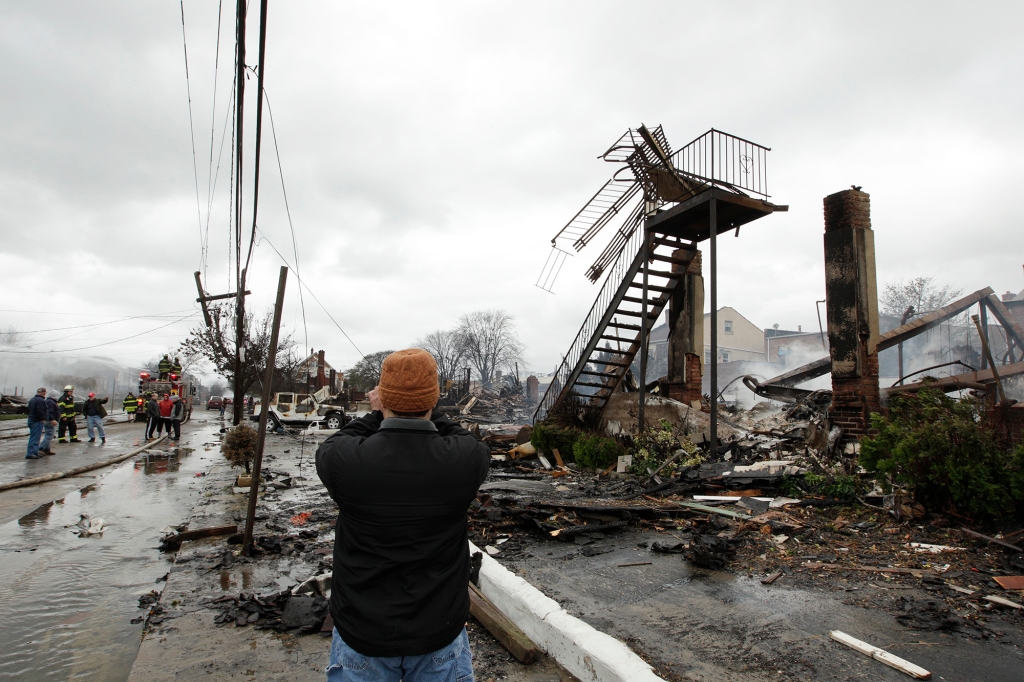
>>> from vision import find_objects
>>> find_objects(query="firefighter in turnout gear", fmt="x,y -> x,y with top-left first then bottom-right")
57,386 -> 80,443
158,355 -> 172,380
170,357 -> 183,377
123,392 -> 137,417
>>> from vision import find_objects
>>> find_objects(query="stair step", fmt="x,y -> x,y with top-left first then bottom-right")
608,321 -> 642,331
579,369 -> 619,378
597,358 -> 633,368
642,269 -> 683,280
628,282 -> 674,293
569,390 -> 611,401
650,252 -> 694,266
652,236 -> 694,249
614,309 -> 660,319
575,380 -> 615,389
599,335 -> 637,344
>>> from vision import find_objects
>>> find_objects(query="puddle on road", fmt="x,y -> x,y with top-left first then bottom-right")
0,421 -> 222,682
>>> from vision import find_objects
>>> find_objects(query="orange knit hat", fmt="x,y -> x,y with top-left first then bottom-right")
377,349 -> 439,414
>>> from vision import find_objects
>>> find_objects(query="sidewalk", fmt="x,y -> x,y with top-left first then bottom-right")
128,423 -> 576,682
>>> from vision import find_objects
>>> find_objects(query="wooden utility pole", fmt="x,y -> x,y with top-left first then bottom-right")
232,0 -> 247,426
243,266 -> 288,555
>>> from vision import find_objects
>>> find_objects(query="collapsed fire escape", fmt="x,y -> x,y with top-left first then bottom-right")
534,126 -> 787,433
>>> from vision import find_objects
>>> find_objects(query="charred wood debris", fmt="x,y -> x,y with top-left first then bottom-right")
138,386 -> 1024,645
460,389 -> 1024,642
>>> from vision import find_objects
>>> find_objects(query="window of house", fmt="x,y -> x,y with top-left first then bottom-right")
721,351 -> 730,363
705,349 -> 712,364
724,320 -> 734,334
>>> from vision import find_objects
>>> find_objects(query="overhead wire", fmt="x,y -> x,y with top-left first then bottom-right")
0,314 -> 199,354
179,1 -> 206,274
254,227 -> 365,359
263,88 -> 308,357
202,0 -> 225,280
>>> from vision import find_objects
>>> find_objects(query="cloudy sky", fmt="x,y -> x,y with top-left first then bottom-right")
1,1 -> 1022,383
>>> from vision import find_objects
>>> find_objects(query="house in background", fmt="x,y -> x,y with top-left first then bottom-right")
291,349 -> 343,394
703,307 -> 765,364
764,324 -> 829,367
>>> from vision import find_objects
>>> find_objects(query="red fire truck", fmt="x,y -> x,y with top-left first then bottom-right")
137,371 -> 196,421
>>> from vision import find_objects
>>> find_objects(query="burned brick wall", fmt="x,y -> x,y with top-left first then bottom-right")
823,189 -> 881,437
664,249 -> 704,405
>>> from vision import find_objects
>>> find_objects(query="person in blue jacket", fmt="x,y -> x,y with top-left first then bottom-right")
25,387 -> 48,459
39,391 -> 60,456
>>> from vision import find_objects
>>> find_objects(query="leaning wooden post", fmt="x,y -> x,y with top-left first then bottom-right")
243,266 -> 288,555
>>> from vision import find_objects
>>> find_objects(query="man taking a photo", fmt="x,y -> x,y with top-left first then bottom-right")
316,349 -> 490,682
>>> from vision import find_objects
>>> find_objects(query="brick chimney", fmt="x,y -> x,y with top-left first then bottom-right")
823,188 -> 880,438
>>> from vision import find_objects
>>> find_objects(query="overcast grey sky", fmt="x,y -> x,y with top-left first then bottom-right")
1,1 -> 1022,380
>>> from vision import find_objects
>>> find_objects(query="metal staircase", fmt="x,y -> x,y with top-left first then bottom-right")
535,227 -> 695,420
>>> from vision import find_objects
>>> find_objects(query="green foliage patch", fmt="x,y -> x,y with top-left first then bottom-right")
531,422 -> 581,462
860,385 -> 1024,519
572,432 -> 623,470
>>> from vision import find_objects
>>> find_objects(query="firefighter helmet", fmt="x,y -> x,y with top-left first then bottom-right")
64,385 -> 74,391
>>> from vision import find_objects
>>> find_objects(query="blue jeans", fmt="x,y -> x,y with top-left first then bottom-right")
26,421 -> 43,458
87,415 -> 105,440
327,627 -> 473,682
41,422 -> 55,451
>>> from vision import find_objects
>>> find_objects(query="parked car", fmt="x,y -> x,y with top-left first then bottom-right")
207,396 -> 224,410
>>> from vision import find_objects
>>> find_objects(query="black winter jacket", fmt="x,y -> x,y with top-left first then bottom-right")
315,411 -> 490,657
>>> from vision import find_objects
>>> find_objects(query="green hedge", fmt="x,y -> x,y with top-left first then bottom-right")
860,386 -> 1024,519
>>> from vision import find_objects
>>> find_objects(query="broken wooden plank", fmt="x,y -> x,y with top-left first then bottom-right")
160,524 -> 238,551
552,448 -> 565,468
761,570 -> 784,585
984,594 -> 1024,610
829,630 -> 931,680
468,582 -> 539,664
993,576 -> 1024,590
959,527 -> 1024,553
802,562 -> 937,577
654,498 -> 752,520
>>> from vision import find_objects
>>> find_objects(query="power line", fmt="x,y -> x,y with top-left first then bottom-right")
0,314 -> 199,354
254,228 -> 365,358
263,88 -> 309,357
202,0 -> 225,280
179,1 -> 205,273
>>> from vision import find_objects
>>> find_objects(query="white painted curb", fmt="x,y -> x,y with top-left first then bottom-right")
469,541 -> 665,682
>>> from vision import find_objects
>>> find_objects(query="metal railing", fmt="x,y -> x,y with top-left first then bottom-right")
672,128 -> 770,198
533,225 -> 646,421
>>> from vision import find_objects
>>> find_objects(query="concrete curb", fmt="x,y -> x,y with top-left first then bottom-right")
469,541 -> 665,682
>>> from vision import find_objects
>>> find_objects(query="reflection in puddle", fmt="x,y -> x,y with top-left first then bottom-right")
0,419 -> 221,681
18,501 -> 54,527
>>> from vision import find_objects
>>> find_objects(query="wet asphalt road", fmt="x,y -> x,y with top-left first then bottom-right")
0,415 -> 224,681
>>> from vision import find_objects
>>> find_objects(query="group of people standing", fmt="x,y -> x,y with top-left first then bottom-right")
25,386 -> 109,459
142,392 -> 187,440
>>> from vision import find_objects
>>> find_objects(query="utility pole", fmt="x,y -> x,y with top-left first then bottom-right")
232,0 -> 247,426
243,266 -> 288,555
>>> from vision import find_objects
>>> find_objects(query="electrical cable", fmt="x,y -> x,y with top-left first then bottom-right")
179,1 -> 205,274
254,228 -> 365,358
0,314 -> 199,354
202,0 -> 225,280
263,88 -> 309,357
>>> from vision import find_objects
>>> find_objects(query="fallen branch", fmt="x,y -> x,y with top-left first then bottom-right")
959,527 -> 1023,553
803,562 -> 937,577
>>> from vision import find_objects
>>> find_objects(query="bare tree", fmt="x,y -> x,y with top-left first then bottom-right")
0,325 -> 31,347
346,351 -> 394,391
416,329 -> 467,383
180,305 -> 297,399
458,310 -> 523,383
881,277 -> 963,319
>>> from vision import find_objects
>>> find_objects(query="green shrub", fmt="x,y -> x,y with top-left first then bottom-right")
782,472 -> 858,499
860,385 -> 1024,519
531,422 -> 581,462
572,432 -> 623,470
630,419 -> 702,476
